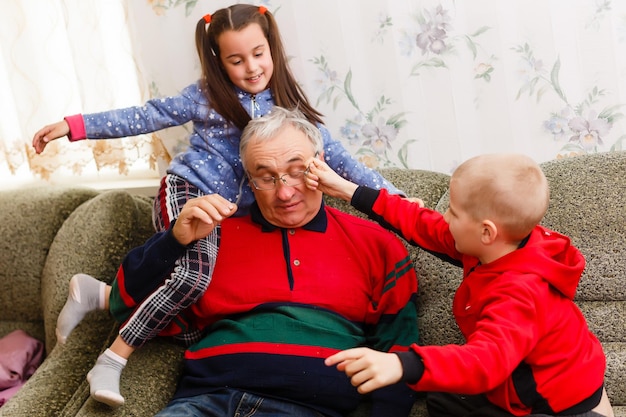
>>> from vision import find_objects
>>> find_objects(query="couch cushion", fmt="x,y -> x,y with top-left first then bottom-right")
41,190 -> 154,352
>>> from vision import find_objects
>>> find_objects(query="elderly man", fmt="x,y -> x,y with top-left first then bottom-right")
104,107 -> 419,416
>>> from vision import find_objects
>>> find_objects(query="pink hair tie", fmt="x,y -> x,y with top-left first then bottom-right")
203,13 -> 212,23
259,6 -> 267,15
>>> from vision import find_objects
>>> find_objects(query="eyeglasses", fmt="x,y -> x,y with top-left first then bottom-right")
248,151 -> 319,191
249,169 -> 309,190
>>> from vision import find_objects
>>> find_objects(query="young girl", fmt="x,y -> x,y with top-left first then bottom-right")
32,4 -> 403,408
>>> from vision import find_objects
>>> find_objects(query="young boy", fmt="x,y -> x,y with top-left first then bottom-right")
306,153 -> 614,417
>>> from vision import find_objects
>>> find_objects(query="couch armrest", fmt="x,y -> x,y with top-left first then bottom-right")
0,312 -> 118,416
0,187 -> 99,341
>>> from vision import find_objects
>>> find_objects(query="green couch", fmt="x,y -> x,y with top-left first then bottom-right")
1,151 -> 624,416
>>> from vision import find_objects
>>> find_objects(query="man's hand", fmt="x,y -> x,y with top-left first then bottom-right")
304,158 -> 358,202
325,347 -> 403,394
172,194 -> 237,245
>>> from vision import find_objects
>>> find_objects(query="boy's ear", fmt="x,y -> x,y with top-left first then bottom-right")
481,219 -> 498,244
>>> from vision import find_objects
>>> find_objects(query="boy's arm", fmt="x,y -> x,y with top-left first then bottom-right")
307,158 -> 460,263
32,120 -> 72,153
356,187 -> 461,266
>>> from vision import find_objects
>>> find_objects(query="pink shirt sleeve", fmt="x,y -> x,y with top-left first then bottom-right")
63,114 -> 87,142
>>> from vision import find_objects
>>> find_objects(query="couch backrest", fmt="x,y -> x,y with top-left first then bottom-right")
540,151 -> 626,406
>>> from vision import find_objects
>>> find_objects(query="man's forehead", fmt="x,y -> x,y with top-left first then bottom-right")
251,150 -> 308,171
247,129 -> 313,168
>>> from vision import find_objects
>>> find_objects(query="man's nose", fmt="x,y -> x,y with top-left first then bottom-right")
275,180 -> 295,200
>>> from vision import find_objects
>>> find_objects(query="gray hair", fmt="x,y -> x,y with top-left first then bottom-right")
239,106 -> 323,170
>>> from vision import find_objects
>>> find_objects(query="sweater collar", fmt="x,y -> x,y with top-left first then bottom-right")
250,201 -> 328,233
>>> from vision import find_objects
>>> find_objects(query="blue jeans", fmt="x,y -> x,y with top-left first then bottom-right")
155,388 -> 328,417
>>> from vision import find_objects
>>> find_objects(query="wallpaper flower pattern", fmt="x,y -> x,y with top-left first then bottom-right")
310,4 -> 494,169
134,0 -> 625,175
1,0 -> 624,188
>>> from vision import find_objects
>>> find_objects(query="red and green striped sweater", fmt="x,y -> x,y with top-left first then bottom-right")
111,202 -> 419,417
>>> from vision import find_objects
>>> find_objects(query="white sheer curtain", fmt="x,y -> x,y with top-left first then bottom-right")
0,0 -> 164,190
1,0 -> 624,192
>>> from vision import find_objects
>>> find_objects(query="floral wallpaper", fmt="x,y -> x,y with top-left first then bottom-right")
128,0 -> 625,176
514,41 -> 623,155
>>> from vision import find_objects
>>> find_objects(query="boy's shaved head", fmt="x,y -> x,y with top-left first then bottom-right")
451,153 -> 550,240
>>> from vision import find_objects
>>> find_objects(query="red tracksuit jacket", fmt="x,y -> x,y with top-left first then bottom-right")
352,187 -> 606,416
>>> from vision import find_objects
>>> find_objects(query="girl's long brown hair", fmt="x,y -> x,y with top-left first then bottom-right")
195,4 -> 323,131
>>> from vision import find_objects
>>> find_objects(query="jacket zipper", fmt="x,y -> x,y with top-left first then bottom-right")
250,94 -> 260,117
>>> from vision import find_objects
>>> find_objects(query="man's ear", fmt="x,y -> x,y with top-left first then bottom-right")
481,219 -> 498,244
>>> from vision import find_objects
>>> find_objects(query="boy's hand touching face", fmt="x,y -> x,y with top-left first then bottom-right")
304,158 -> 358,202
306,157 -> 425,207
325,347 -> 404,394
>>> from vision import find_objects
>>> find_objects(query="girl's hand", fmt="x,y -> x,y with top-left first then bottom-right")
32,120 -> 70,154
325,347 -> 404,394
304,158 -> 358,202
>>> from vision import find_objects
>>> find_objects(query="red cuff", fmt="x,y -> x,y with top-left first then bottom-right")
63,114 -> 87,142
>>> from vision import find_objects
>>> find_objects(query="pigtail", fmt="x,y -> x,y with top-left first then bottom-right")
195,18 -> 211,91
262,10 -> 324,126
195,11 -> 253,130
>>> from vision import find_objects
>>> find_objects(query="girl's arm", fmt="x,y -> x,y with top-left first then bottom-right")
80,83 -> 204,139
34,82 -> 205,149
318,125 -> 404,195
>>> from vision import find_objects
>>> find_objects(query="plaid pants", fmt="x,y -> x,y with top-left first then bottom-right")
117,174 -> 218,347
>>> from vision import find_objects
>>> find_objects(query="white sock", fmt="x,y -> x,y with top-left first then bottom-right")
55,273 -> 106,344
87,349 -> 127,407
